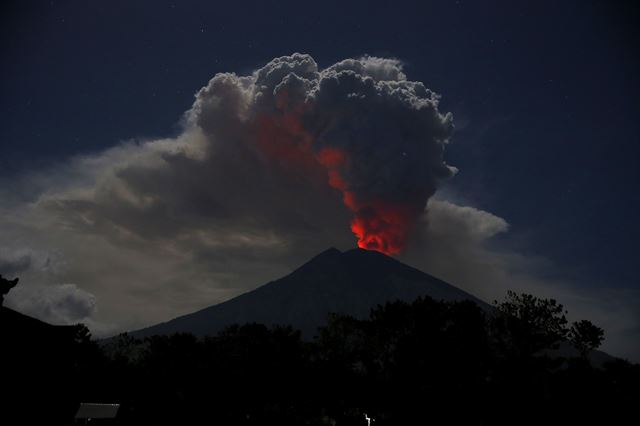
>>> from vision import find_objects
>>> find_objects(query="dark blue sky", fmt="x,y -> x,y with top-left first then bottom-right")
2,0 -> 638,290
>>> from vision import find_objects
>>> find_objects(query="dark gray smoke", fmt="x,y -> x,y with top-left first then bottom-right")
188,53 -> 456,253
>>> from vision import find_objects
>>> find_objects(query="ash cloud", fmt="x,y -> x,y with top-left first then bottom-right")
6,283 -> 96,324
187,53 -> 456,253
0,251 -> 31,276
311,57 -> 456,200
26,54 -> 455,259
0,248 -> 62,277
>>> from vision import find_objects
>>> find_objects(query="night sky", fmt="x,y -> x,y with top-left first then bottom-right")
1,1 -> 639,360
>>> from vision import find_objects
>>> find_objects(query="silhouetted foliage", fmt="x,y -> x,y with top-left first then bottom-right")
3,291 -> 638,426
0,273 -> 19,306
492,290 -> 569,357
569,319 -> 605,358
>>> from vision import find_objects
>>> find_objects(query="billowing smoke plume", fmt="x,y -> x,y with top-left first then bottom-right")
189,53 -> 456,254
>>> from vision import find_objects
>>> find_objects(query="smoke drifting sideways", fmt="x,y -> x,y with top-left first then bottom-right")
189,54 -> 456,255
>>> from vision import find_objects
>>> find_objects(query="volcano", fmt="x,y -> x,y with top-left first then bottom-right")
129,248 -> 490,338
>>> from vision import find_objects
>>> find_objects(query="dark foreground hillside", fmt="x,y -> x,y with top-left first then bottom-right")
4,293 -> 638,426
1,306 -> 100,425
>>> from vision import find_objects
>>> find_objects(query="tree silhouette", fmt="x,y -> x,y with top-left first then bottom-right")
493,290 -> 569,358
569,319 -> 605,358
0,274 -> 19,306
4,288 -> 638,426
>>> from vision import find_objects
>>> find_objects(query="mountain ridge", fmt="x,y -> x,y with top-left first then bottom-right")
127,247 -> 490,339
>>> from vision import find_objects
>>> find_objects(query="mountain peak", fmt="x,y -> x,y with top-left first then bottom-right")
129,247 -> 488,339
342,247 -> 393,260
310,246 -> 342,260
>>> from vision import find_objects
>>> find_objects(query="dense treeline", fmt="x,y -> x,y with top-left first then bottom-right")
4,292 -> 639,425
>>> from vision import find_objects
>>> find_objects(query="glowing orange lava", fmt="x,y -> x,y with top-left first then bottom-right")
349,203 -> 415,255
317,147 -> 415,256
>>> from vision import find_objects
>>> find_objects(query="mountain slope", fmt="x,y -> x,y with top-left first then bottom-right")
129,247 -> 490,338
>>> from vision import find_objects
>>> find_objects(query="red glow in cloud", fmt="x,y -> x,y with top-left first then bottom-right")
254,117 -> 418,256
255,113 -> 315,171
349,203 -> 416,255
253,87 -> 319,174
317,147 -> 415,256
253,88 -> 426,257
